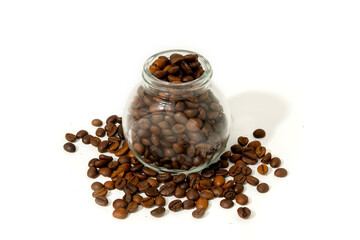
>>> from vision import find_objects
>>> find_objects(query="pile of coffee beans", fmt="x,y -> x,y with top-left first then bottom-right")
149,53 -> 204,83
64,115 -> 287,219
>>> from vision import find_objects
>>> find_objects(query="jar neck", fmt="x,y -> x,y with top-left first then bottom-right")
141,49 -> 213,98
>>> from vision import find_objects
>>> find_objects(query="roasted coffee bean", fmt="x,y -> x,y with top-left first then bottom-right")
253,129 -> 266,138
245,176 -> 259,186
201,168 -> 215,178
196,198 -> 208,210
132,194 -> 143,204
123,192 -> 133,203
99,167 -> 112,177
233,183 -> 244,194
156,173 -> 172,183
237,207 -> 251,219
200,190 -> 214,200
145,187 -> 160,197
169,200 -> 183,212
98,140 -> 109,153
63,142 -> 76,153
95,196 -> 108,206
215,169 -> 228,177
178,182 -> 189,190
220,160 -> 229,168
242,166 -> 252,176
261,152 -> 272,164
192,208 -> 205,218
108,161 -> 119,170
65,133 -> 76,142
142,167 -> 158,177
146,178 -> 159,188
151,207 -> 165,217
82,135 -> 92,144
220,151 -> 231,160
88,158 -> 97,167
223,188 -> 236,200
155,196 -> 166,207
213,175 -> 225,187
237,136 -> 249,146
113,199 -> 127,209
235,160 -> 246,168
76,130 -> 88,138
174,187 -> 186,198
113,208 -> 127,219
186,188 -> 200,201
92,187 -> 107,198
234,174 -> 246,184
104,181 -> 115,190
235,193 -> 248,205
173,173 -> 186,183
220,199 -> 234,209
231,144 -> 243,153
211,187 -> 223,197
229,165 -> 242,177
222,180 -> 235,189
126,202 -> 138,213
141,197 -> 154,208
257,183 -> 269,193
124,183 -> 138,195
256,146 -> 266,158
183,200 -> 195,209
90,137 -> 101,147
92,119 -> 103,127
270,157 -> 281,168
106,115 -> 118,124
197,179 -> 212,191
274,168 -> 287,177
230,154 -> 242,163
248,140 -> 261,149
115,178 -> 127,190
137,181 -> 150,192
159,182 -> 175,196
257,164 -> 269,175
91,182 -> 103,190
87,167 -> 99,178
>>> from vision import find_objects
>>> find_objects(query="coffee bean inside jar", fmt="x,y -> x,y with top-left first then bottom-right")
123,50 -> 230,173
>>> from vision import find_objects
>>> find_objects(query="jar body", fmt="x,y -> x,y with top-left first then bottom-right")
123,50 -> 230,173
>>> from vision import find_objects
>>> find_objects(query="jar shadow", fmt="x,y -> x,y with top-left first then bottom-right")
227,90 -> 290,144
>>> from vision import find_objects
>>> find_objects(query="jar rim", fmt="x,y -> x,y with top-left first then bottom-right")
142,49 -> 213,92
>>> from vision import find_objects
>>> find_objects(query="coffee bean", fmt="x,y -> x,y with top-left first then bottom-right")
104,181 -> 115,190
245,176 -> 259,186
201,168 -> 215,178
229,165 -> 242,177
99,167 -> 112,177
242,166 -> 252,176
270,157 -> 281,168
220,199 -> 234,209
192,208 -> 205,218
200,190 -> 214,200
65,133 -> 76,142
156,173 -> 172,183
237,207 -> 251,219
261,152 -> 272,164
95,128 -> 105,137
63,142 -> 76,153
274,168 -> 287,177
146,178 -> 159,188
196,198 -> 208,210
213,175 -> 225,187
92,119 -> 103,127
234,183 -> 244,194
186,188 -> 200,201
237,136 -> 249,146
222,180 -> 234,189
223,188 -> 236,200
169,200 -> 183,212
257,164 -> 269,175
76,130 -> 88,138
98,140 -> 109,153
253,129 -> 266,138
145,187 -> 160,197
151,207 -> 166,217
174,187 -> 186,198
220,151 -> 231,160
233,174 -> 246,184
173,173 -> 186,184
123,192 -> 133,203
92,187 -> 107,198
88,158 -> 97,167
126,202 -> 138,213
95,196 -> 108,206
91,182 -> 103,190
183,200 -> 195,209
154,195 -> 166,207
90,137 -> 101,147
132,194 -> 143,204
141,197 -> 154,208
235,193 -> 248,205
113,199 -> 127,209
113,208 -> 127,219
211,187 -> 223,197
248,140 -> 261,149
257,183 -> 269,193
231,144 -> 243,153
82,135 -> 92,144
106,115 -> 118,124
142,167 -> 158,177
87,167 -> 98,178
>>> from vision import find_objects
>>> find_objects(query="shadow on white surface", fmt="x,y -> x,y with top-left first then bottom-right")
228,90 -> 290,142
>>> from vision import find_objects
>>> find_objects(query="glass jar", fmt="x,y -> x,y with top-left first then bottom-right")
123,49 -> 231,174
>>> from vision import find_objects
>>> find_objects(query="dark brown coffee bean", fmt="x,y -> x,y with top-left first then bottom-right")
200,190 -> 214,200
131,194 -> 142,205
261,152 -> 272,164
236,193 -> 248,205
229,154 -> 242,163
88,158 -> 97,167
159,182 -> 175,196
126,202 -> 138,213
91,182 -> 103,190
113,208 -> 127,219
106,115 -> 118,124
63,142 -> 76,153
183,200 -> 195,209
274,168 -> 287,177
168,65 -> 180,74
97,140 -> 109,153
151,207 -> 165,217
124,183 -> 138,195
123,192 -> 132,203
146,178 -> 159,188
76,130 -> 88,138
215,169 -> 228,177
92,119 -> 103,127
201,168 -> 215,178
104,181 -> 115,190
237,207 -> 251,219
231,144 -> 243,153
113,199 -> 127,209
173,173 -> 186,184
235,160 -> 246,168
145,187 -> 160,197
220,151 -> 231,160
108,161 -> 119,170
106,123 -> 118,137
223,188 -> 236,200
82,134 -> 92,144
248,140 -> 261,149
257,183 -> 270,193
90,137 -> 101,147
186,188 -> 200,201
95,196 -> 108,206
242,156 -> 257,165
65,133 -> 76,142
115,178 -> 127,190
141,197 -> 154,208
156,173 -> 172,183
174,187 -> 186,198
154,196 -> 166,207
245,176 -> 259,186
253,128 -> 266,138
137,181 -> 150,192
234,174 -> 246,184
170,53 -> 184,65
229,165 -> 242,177
142,167 -> 157,177
95,128 -> 105,138
169,200 -> 183,212
234,183 -> 244,194
242,166 -> 252,176
220,160 -> 229,168
222,180 -> 235,189
270,157 -> 281,168
211,187 -> 223,197
195,198 -> 208,210
87,167 -> 98,178
220,199 -> 234,209
92,187 -> 107,198
237,136 -> 249,146
256,146 -> 266,158
197,179 -> 212,191
213,175 -> 225,187
192,208 -> 205,218
257,164 -> 269,175
99,167 -> 112,177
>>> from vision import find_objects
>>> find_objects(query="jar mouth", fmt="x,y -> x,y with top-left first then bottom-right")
142,49 -> 213,92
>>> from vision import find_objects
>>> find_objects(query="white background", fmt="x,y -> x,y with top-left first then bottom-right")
1,0 -> 359,239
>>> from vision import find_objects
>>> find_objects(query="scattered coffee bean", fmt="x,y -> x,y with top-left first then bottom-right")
253,129 -> 266,138
151,207 -> 165,217
95,196 -> 108,206
183,200 -> 195,209
65,133 -> 77,142
126,202 -> 138,213
155,196 -> 166,207
92,119 -> 103,127
113,199 -> 127,209
82,135 -> 92,144
91,182 -> 103,190
196,198 -> 209,210
270,157 -> 281,168
257,183 -> 269,193
245,175 -> 259,186
220,199 -> 234,209
96,128 -> 105,137
113,208 -> 127,219
274,168 -> 287,177
104,181 -> 115,190
237,207 -> 251,219
192,208 -> 205,218
76,130 -> 88,138
63,142 -> 76,153
87,167 -> 98,178
257,164 -> 269,175
237,136 -> 249,146
169,200 -> 183,212
235,194 -> 248,205
141,197 -> 154,208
